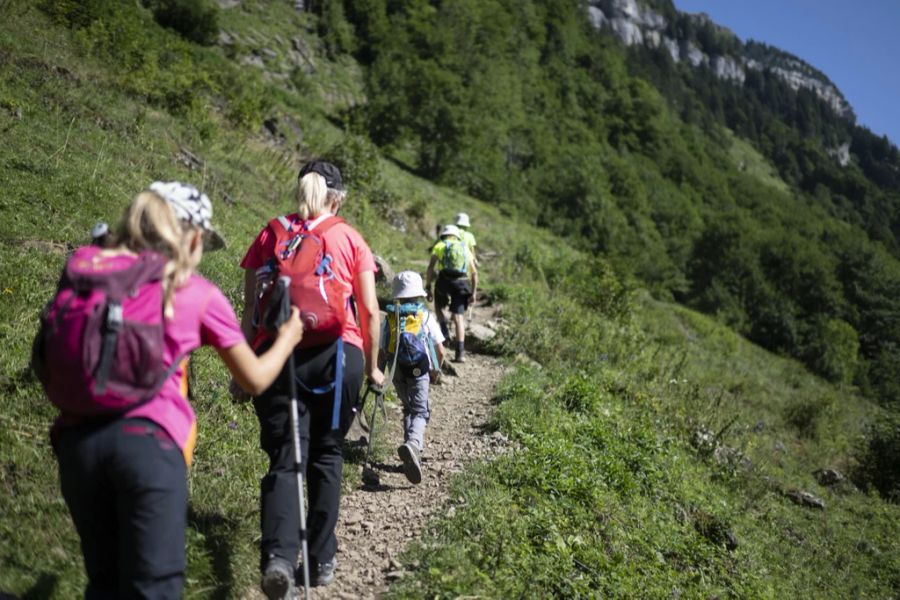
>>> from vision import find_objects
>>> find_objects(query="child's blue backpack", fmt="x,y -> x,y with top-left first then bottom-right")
384,302 -> 439,377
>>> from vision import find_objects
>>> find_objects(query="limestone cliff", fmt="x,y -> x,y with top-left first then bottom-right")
588,0 -> 854,120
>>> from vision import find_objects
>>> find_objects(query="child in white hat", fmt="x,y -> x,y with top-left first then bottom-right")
380,271 -> 445,483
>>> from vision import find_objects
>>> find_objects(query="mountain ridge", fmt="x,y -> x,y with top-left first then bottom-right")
588,0 -> 854,120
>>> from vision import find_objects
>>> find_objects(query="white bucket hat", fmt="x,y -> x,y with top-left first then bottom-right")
440,224 -> 461,239
149,181 -> 225,250
454,212 -> 471,228
392,271 -> 427,299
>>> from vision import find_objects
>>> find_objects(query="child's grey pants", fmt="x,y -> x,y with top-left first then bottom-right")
393,371 -> 431,451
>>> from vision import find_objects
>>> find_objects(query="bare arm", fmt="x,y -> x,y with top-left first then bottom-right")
469,258 -> 478,303
425,254 -> 438,300
218,307 -> 303,395
354,269 -> 385,386
240,268 -> 256,342
435,340 -> 446,366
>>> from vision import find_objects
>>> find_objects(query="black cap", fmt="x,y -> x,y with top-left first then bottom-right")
298,160 -> 344,191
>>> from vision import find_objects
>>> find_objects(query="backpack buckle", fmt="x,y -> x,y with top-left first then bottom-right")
106,303 -> 123,330
315,254 -> 333,277
279,234 -> 303,260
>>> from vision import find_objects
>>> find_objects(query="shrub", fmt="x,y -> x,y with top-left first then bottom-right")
556,373 -> 601,414
327,134 -> 383,192
317,0 -> 355,58
803,317 -> 860,385
39,0 -> 114,28
144,0 -> 219,46
854,413 -> 900,502
783,395 -> 830,439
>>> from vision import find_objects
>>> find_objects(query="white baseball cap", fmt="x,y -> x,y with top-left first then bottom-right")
392,271 -> 427,299
454,212 -> 471,227
440,224 -> 461,239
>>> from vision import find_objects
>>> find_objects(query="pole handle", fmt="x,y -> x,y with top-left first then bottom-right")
262,276 -> 293,332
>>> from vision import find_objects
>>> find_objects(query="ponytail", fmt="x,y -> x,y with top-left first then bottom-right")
296,172 -> 328,220
111,191 -> 196,314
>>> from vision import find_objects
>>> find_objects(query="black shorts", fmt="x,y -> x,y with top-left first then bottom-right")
435,274 -> 471,314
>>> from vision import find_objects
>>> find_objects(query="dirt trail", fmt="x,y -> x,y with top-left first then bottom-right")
244,302 -> 508,599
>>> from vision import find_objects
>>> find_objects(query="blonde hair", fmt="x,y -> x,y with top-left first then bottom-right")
111,191 -> 197,314
297,172 -> 329,219
296,172 -> 347,219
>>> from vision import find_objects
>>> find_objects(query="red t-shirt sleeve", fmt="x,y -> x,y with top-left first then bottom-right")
351,228 -> 376,275
240,225 -> 277,271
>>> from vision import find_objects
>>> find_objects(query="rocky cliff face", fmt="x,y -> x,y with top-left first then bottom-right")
588,0 -> 854,120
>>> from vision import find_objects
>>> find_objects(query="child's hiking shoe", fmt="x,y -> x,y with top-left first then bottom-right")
262,556 -> 298,600
398,442 -> 422,484
311,558 -> 337,587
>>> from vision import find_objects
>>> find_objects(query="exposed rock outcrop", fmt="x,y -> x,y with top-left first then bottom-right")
587,0 -> 854,119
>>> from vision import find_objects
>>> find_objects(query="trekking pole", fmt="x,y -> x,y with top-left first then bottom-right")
270,276 -> 311,600
360,381 -> 385,486
361,304 -> 401,486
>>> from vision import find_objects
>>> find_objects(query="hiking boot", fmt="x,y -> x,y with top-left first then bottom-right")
311,558 -> 337,587
397,442 -> 422,484
262,556 -> 298,600
453,341 -> 466,363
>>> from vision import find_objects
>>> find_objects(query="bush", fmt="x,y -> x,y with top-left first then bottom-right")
39,0 -> 114,28
144,0 -> 219,46
327,134 -> 382,192
854,413 -> 900,502
556,373 -> 601,414
803,318 -> 860,385
783,395 -> 830,439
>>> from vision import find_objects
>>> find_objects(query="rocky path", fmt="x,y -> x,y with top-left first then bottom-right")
325,349 -> 506,599
244,303 -> 508,599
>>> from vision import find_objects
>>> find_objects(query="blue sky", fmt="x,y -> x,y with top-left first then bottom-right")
673,0 -> 900,146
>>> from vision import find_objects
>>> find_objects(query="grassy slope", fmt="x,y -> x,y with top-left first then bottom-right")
0,3 -> 897,599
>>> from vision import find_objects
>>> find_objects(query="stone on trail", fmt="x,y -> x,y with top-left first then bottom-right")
465,323 -> 497,353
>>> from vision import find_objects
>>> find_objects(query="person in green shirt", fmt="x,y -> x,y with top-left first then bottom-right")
426,225 -> 477,363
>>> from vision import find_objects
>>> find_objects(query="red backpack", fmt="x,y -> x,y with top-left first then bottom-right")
253,215 -> 350,350
31,247 -> 183,417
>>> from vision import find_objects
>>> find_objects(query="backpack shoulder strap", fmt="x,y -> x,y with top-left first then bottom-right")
314,216 -> 345,236
266,216 -> 295,243
274,215 -> 292,231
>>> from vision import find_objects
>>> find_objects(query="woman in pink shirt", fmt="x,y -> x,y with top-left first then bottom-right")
240,160 -> 384,596
52,182 -> 304,599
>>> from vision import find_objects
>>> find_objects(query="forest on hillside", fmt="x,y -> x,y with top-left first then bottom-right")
316,0 -> 900,417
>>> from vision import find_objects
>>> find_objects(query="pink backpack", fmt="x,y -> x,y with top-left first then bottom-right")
32,246 -> 182,417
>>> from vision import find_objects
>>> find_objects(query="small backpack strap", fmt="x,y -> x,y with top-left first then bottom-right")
276,215 -> 292,231
93,302 -> 123,394
423,311 -> 440,369
330,338 -> 344,430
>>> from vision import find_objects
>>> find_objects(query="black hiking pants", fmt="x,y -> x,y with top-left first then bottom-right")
253,341 -> 363,572
56,418 -> 187,600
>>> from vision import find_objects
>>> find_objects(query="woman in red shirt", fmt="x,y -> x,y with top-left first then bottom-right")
240,160 -> 384,596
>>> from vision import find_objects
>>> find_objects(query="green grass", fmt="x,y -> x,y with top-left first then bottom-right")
1,2 -> 897,599
387,289 -> 899,598
724,128 -> 791,194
